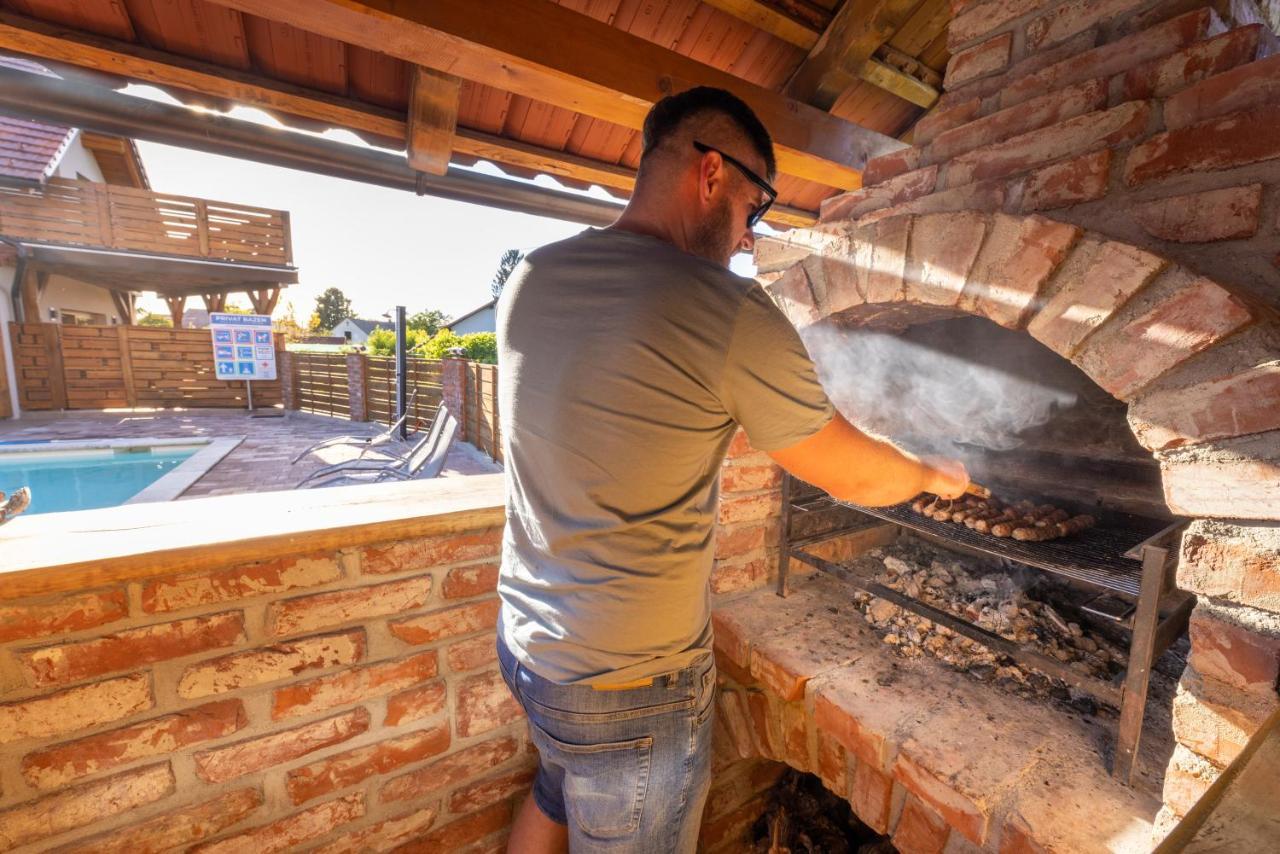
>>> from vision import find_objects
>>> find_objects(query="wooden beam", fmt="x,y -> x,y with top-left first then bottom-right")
0,13 -> 818,227
202,0 -> 894,184
164,295 -> 186,328
859,58 -> 938,109
407,66 -> 460,176
692,1 -> 939,108
202,293 -> 227,313
786,0 -> 924,111
701,0 -> 821,49
109,288 -> 136,324
247,287 -> 280,316
19,268 -> 41,323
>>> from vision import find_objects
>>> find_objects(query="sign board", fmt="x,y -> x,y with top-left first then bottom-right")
210,313 -> 276,381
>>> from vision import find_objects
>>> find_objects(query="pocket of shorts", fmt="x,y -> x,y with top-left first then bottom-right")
527,721 -> 653,840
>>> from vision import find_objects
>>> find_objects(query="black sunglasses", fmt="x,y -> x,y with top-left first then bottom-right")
693,141 -> 777,228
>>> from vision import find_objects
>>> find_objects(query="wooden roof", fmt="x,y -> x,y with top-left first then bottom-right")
0,0 -> 953,225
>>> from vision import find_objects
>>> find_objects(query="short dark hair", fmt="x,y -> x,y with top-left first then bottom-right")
641,86 -> 776,179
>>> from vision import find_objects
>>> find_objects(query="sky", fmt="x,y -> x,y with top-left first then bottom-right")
130,91 -> 760,326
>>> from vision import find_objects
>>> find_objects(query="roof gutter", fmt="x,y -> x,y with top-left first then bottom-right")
0,64 -> 624,228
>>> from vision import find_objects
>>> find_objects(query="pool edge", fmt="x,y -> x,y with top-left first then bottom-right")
127,437 -> 245,504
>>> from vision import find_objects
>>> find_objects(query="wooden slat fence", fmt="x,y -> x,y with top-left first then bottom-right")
288,354 -> 500,461
366,356 -> 444,433
291,353 -> 350,419
464,361 -> 501,463
0,178 -> 291,265
8,323 -> 282,411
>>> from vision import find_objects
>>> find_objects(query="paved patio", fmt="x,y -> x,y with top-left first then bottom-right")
0,409 -> 501,498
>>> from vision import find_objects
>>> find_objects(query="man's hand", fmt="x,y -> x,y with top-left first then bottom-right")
919,455 -> 969,499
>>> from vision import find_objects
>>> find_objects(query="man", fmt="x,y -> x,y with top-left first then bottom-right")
496,87 -> 967,853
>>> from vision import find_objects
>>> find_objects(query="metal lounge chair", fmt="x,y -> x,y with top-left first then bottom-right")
291,388 -> 420,464
296,406 -> 459,488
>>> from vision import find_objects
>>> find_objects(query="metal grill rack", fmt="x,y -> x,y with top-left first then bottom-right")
777,475 -> 1194,784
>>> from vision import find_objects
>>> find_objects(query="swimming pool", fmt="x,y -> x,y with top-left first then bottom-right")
0,438 -> 239,515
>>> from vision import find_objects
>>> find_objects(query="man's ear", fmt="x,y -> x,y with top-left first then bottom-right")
697,150 -> 723,205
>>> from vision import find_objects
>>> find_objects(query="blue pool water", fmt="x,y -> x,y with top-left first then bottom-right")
0,447 -> 198,515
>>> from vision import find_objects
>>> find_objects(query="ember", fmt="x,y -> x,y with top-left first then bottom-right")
846,537 -> 1130,706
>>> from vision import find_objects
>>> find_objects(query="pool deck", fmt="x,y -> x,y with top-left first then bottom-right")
0,409 -> 501,498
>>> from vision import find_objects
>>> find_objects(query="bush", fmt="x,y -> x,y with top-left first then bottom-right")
365,328 -> 497,364
460,332 -> 497,364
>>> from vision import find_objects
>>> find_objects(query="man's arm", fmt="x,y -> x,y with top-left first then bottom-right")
768,412 -> 969,506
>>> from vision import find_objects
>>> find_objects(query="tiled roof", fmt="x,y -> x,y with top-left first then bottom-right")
0,56 -> 74,184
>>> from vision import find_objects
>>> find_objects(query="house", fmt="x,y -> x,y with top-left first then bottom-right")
180,309 -> 211,329
331,317 -> 386,345
446,298 -> 497,335
0,57 -> 298,418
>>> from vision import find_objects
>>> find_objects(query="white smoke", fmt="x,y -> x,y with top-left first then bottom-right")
800,318 -> 1079,455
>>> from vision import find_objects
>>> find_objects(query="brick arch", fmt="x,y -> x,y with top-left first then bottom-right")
764,210 -> 1280,523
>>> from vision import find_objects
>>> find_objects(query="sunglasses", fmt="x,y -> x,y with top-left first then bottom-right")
693,141 -> 777,228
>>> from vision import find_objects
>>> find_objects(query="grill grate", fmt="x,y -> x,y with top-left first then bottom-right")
824,499 -> 1171,596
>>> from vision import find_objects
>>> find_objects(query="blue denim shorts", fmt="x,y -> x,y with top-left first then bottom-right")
497,636 -> 717,853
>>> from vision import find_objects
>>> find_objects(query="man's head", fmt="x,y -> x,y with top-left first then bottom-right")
630,87 -> 776,266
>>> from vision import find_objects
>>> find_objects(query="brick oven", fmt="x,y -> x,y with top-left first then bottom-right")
703,1 -> 1280,850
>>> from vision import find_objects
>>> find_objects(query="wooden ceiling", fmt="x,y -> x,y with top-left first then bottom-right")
0,0 -> 952,226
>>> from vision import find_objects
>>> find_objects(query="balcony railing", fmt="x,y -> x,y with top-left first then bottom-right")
0,177 -> 292,266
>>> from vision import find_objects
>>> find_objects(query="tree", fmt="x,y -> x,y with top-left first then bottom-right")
408,309 -> 450,336
313,287 -> 355,332
274,301 -> 306,342
490,249 -> 526,299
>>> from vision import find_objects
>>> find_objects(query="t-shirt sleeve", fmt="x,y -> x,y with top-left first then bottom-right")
719,284 -> 834,451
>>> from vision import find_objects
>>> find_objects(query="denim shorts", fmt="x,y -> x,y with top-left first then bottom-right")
497,636 -> 717,853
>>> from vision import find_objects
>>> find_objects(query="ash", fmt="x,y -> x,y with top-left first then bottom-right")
750,770 -> 890,854
847,537 -> 1130,710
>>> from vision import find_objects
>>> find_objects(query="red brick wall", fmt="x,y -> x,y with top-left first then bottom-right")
0,524 -> 530,851
757,0 -> 1280,839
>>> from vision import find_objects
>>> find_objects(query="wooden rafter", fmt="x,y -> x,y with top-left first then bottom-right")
0,13 -> 817,227
702,0 -> 939,108
164,295 -> 187,327
786,0 -> 928,111
407,66 -> 460,176
202,0 -> 898,185
702,0 -> 824,49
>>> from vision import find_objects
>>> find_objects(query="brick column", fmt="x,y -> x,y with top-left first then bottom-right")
712,430 -> 783,596
277,349 -> 299,411
346,353 -> 369,422
441,357 -> 468,434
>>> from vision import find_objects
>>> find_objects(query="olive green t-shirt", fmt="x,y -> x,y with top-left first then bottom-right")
496,227 -> 833,684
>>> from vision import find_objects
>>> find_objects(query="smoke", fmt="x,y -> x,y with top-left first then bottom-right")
799,317 -> 1079,457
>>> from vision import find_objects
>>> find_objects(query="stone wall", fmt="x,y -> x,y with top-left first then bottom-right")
755,0 -> 1280,839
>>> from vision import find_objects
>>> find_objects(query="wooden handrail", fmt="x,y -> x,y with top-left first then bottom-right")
0,177 -> 293,266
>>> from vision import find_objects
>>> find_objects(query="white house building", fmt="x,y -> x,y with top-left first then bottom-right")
331,317 -> 387,345
446,298 -> 497,335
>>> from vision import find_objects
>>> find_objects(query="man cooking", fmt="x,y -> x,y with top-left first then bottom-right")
496,86 -> 968,853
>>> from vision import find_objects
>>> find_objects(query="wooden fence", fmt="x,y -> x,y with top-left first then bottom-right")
290,352 -> 350,420
0,178 -> 291,265
463,362 -> 502,463
289,354 -> 498,461
8,322 -> 282,411
366,357 -> 444,432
